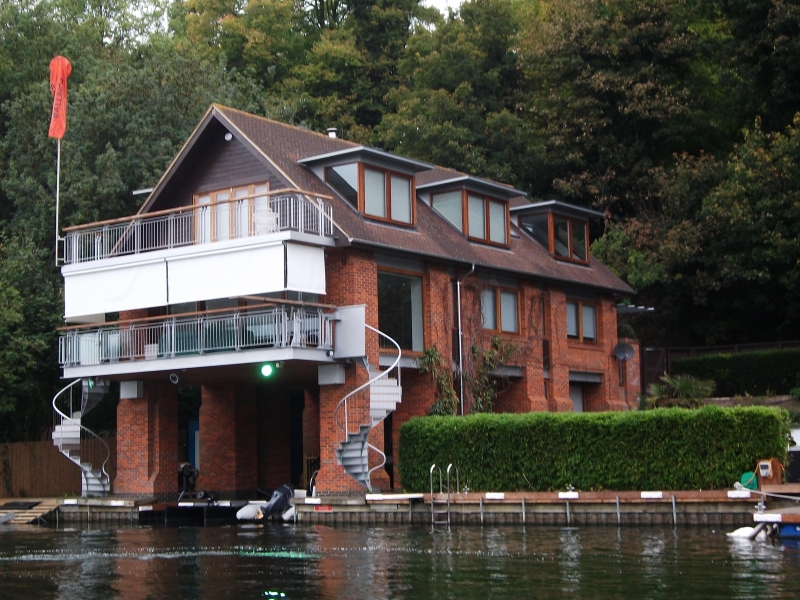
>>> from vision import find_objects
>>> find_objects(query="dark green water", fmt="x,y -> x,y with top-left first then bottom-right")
1,523 -> 799,599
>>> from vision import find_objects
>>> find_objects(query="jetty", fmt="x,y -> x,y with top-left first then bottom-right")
43,488 -> 759,526
0,498 -> 59,525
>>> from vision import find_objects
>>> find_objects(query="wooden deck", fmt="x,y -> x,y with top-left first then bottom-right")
0,498 -> 59,525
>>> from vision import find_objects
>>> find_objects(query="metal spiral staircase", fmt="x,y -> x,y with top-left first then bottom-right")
52,379 -> 111,497
334,325 -> 402,491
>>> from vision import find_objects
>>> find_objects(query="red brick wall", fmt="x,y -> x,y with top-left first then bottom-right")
198,383 -> 258,497
114,380 -> 178,496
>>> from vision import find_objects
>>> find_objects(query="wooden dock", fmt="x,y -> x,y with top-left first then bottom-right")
0,498 -> 59,525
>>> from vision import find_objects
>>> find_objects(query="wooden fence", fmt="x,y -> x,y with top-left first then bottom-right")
0,437 -> 116,498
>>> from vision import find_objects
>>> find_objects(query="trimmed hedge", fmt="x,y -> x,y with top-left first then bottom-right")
672,348 -> 800,397
397,407 -> 789,492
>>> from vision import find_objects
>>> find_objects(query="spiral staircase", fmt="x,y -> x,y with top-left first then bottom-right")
52,379 -> 111,497
334,325 -> 402,491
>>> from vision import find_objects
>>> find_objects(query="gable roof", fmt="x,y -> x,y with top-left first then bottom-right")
147,104 -> 633,296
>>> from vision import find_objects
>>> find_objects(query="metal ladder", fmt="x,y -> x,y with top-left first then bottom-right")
430,463 -> 459,526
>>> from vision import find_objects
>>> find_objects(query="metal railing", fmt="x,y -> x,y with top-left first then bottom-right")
58,306 -> 334,367
62,190 -> 334,265
52,379 -> 111,497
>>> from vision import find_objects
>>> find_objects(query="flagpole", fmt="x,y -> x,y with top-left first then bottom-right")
55,137 -> 61,266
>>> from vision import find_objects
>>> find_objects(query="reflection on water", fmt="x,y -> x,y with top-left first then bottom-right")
1,523 -> 799,599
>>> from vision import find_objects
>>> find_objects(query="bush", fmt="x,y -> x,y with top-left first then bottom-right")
672,348 -> 800,397
397,406 -> 789,492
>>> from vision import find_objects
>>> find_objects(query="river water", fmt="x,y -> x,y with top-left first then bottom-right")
1,523 -> 799,599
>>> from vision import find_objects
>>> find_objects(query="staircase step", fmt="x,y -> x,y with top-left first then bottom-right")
370,377 -> 397,389
53,426 -> 81,436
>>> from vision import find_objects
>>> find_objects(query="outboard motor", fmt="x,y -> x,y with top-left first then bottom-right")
263,484 -> 294,520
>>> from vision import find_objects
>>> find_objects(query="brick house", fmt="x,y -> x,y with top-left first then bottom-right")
54,105 -> 639,498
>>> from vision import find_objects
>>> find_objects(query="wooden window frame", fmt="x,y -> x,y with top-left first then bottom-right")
431,189 -> 510,247
566,299 -> 598,343
547,213 -> 589,264
193,182 -> 269,242
481,286 -> 519,334
358,164 -> 416,227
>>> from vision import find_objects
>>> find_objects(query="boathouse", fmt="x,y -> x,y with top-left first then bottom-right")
53,105 -> 640,498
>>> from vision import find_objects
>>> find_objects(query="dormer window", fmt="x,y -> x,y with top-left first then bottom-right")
325,163 -> 414,225
431,189 -> 509,246
514,201 -> 600,265
553,215 -> 588,262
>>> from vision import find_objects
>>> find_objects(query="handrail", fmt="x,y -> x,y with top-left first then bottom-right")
52,379 -> 111,496
62,187 -> 333,231
61,190 -> 335,265
58,305 -> 334,367
333,325 -> 401,437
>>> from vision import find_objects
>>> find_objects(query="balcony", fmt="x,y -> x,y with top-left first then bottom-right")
62,189 -> 334,265
59,304 -> 335,378
61,189 -> 334,322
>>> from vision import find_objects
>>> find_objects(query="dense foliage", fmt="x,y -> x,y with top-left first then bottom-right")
1,0 -> 799,440
398,407 -> 789,492
673,349 -> 800,397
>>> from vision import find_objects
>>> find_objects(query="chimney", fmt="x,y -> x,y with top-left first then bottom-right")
327,127 -> 338,139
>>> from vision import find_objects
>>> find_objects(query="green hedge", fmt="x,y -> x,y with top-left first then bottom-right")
672,348 -> 800,397
397,407 -> 789,492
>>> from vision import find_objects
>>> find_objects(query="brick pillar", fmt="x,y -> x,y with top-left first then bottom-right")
198,383 -> 258,498
114,380 -> 178,496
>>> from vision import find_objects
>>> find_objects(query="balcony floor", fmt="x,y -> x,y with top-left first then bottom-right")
62,346 -> 334,384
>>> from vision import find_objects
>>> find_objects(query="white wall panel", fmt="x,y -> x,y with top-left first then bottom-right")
286,244 -> 326,294
63,240 -> 328,320
168,243 -> 285,304
64,259 -> 168,320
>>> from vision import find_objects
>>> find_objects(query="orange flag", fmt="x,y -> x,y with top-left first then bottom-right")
48,56 -> 72,139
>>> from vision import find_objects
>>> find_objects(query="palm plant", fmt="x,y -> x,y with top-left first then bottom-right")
646,373 -> 716,408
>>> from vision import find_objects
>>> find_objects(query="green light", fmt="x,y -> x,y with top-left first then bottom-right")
260,364 -> 274,377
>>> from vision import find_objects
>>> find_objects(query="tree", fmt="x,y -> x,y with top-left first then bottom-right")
374,0 -> 538,186
519,0 -> 733,214
595,115 -> 800,345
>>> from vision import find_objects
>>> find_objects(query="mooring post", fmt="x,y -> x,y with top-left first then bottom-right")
672,495 -> 677,527
566,501 -> 571,525
480,497 -> 484,524
521,497 -> 526,524
616,496 -> 621,525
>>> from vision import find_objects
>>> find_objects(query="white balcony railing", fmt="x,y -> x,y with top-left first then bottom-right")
62,189 -> 334,265
58,306 -> 333,367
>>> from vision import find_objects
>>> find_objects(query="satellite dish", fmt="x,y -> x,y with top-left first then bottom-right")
613,342 -> 635,362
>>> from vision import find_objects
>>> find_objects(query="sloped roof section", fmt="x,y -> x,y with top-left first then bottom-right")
212,105 -> 633,295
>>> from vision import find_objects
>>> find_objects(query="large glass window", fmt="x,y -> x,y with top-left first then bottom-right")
520,214 -> 550,248
328,163 -> 413,224
489,200 -> 507,244
390,176 -> 412,223
325,163 -> 359,206
481,288 -> 496,330
566,300 -> 597,342
482,287 -> 518,333
364,168 -> 386,218
195,183 -> 270,243
378,272 -> 423,351
432,189 -> 508,245
468,195 -> 486,238
522,212 -> 589,263
432,191 -> 463,231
